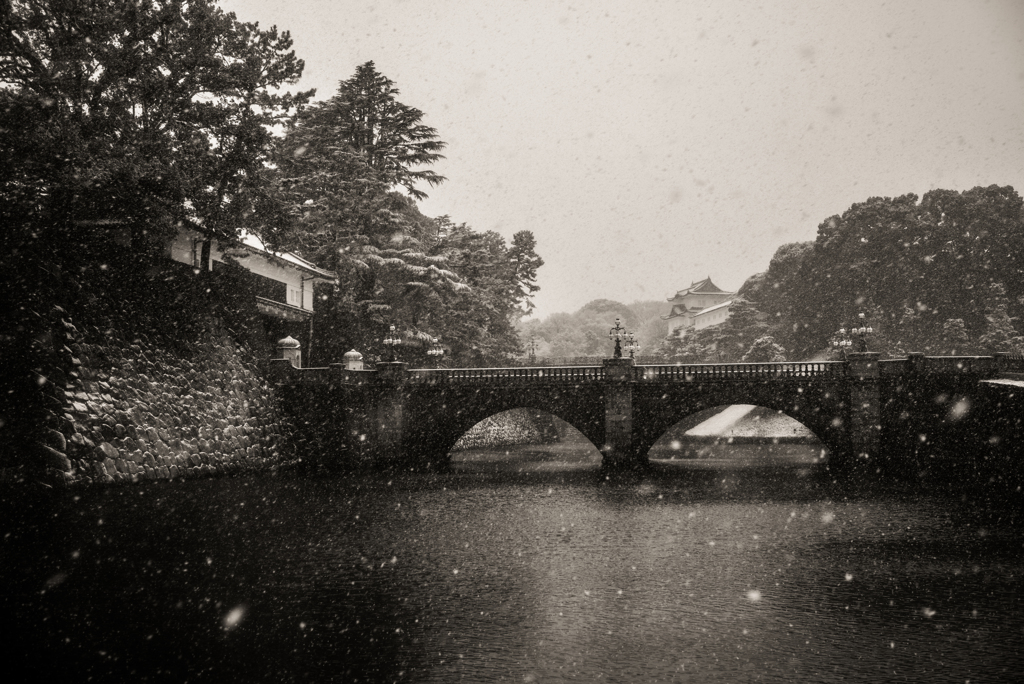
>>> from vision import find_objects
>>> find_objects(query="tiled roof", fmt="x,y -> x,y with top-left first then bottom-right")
668,276 -> 733,300
239,231 -> 337,282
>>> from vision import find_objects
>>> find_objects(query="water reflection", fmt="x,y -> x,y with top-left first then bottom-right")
3,449 -> 1022,682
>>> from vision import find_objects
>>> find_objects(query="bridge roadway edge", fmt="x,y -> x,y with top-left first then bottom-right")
269,354 -> 1024,491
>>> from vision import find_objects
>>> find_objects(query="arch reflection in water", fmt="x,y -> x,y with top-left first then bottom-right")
449,408 -> 603,472
647,404 -> 830,468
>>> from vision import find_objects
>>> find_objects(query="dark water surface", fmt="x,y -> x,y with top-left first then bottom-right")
4,449 -> 1024,683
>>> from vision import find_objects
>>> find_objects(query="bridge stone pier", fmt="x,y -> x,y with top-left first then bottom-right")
848,352 -> 881,467
602,358 -> 635,468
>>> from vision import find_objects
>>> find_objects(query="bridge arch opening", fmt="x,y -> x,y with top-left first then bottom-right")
646,404 -> 830,469
448,408 -> 602,472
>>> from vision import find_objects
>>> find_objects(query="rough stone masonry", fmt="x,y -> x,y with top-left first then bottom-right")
21,311 -> 297,487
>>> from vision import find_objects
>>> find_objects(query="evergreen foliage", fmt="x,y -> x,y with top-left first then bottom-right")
509,231 -> 544,316
273,63 -> 540,366
726,185 -> 1024,359
741,335 -> 787,363
658,299 -> 770,363
292,61 -> 446,201
1,0 -> 311,272
0,1 -> 547,463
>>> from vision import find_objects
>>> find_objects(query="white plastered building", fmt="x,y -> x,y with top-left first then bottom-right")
662,277 -> 736,336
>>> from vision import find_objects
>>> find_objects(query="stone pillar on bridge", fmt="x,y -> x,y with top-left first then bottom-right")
847,352 -> 881,469
602,357 -> 638,468
373,362 -> 409,465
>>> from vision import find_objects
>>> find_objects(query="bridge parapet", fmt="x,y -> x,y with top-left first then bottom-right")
995,352 -> 1024,379
269,361 -> 383,386
405,366 -> 606,384
329,365 -> 377,385
879,355 -> 1001,377
273,356 -> 1018,387
920,356 -> 996,375
878,358 -> 909,377
634,361 -> 845,382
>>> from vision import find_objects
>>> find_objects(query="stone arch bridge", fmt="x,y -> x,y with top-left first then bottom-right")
271,353 -> 1024,476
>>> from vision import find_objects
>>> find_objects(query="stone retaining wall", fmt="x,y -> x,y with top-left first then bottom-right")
451,409 -> 549,451
20,312 -> 295,487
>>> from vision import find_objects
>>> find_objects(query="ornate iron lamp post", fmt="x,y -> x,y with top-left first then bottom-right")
624,332 -> 640,358
854,313 -> 874,352
383,324 -> 402,362
427,336 -> 445,367
831,334 -> 853,358
609,317 -> 627,358
833,312 -> 874,356
528,335 -> 537,364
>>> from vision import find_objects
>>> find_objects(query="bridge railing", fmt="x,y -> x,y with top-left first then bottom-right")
275,355 -> 1022,387
405,366 -> 606,384
275,365 -> 332,384
922,356 -> 996,375
634,361 -> 846,381
878,359 -> 908,377
997,353 -> 1024,375
516,355 -> 665,367
879,356 -> 1001,377
331,367 -> 378,385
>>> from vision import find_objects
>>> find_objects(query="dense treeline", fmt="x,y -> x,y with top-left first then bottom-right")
2,0 -> 309,285
1,2 -> 541,370
524,180 -> 1024,365
661,186 -> 1024,362
519,299 -> 666,360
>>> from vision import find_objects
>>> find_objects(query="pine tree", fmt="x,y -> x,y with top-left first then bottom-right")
742,336 -> 787,362
509,231 -> 544,316
299,61 -> 446,200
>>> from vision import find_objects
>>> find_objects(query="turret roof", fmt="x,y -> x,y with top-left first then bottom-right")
667,276 -> 733,300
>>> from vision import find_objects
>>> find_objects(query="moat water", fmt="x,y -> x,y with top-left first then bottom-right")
4,445 -> 1023,683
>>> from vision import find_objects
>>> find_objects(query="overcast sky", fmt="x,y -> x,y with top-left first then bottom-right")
221,0 -> 1024,319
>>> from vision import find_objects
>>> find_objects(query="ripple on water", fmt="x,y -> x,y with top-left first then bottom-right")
2,459 -> 1023,683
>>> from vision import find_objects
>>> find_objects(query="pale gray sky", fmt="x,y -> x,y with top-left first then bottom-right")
221,0 -> 1024,319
